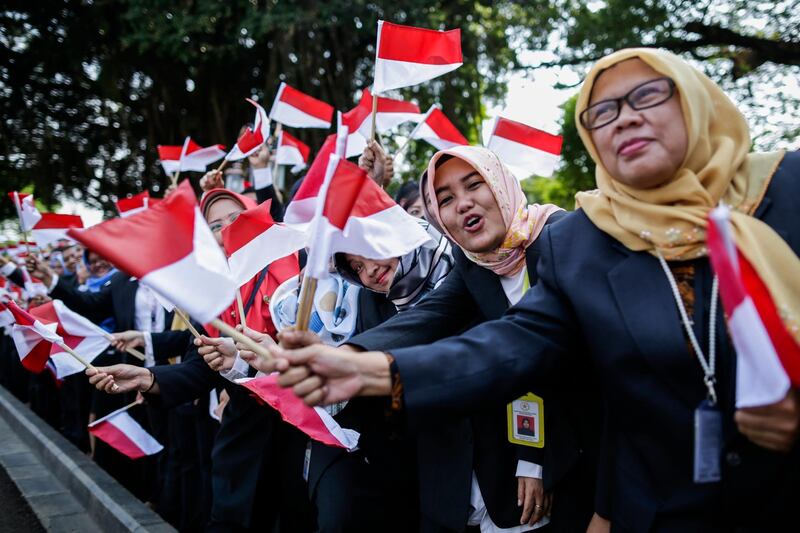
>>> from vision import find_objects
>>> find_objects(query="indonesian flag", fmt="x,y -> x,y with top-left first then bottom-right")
284,134 -> 338,225
8,192 -> 42,232
340,89 -> 422,157
31,214 -> 84,247
225,99 -> 271,161
67,181 -> 235,323
20,267 -> 47,298
275,130 -> 311,173
0,301 -> 13,328
707,206 -> 800,407
88,405 -> 163,459
411,105 -> 469,150
486,117 -> 563,179
28,300 -> 111,378
269,82 -> 334,129
373,20 -> 462,94
116,191 -> 151,218
238,375 -> 359,450
158,137 -> 226,175
305,155 -> 431,279
221,201 -> 306,287
4,300 -> 62,373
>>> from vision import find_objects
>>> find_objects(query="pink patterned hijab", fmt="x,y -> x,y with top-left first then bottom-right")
421,145 -> 563,276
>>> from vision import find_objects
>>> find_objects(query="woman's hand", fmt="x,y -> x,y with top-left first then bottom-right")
215,389 -> 230,422
110,330 -> 145,352
195,335 -> 238,372
25,254 -> 54,288
234,325 -> 277,374
358,140 -> 392,187
86,364 -> 154,394
586,512 -> 611,533
518,476 -> 551,525
735,389 -> 800,452
277,328 -> 322,349
199,170 -> 224,192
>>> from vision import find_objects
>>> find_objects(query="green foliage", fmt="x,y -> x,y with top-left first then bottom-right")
0,0 -> 539,219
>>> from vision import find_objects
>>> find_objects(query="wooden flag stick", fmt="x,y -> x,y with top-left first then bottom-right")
57,341 -> 96,372
210,319 -> 272,361
235,290 -> 247,329
294,276 -> 318,331
215,158 -> 229,175
269,123 -> 285,203
101,333 -> 146,361
171,171 -> 180,187
393,104 -> 437,162
174,308 -> 202,340
369,93 -> 378,141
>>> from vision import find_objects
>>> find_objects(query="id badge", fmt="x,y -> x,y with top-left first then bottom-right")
507,393 -> 544,448
693,400 -> 722,484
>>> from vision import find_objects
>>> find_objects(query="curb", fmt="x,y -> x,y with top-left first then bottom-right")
0,387 -> 174,532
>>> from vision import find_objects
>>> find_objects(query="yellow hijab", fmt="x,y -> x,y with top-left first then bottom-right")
574,48 -> 800,344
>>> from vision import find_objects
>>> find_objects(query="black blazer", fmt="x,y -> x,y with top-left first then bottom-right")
348,212 -> 596,531
390,151 -> 800,531
151,333 -> 288,528
49,271 -> 181,363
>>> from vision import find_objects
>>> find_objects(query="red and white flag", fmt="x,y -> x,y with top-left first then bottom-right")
275,130 -> 311,173
486,117 -> 563,179
29,300 -> 111,378
284,134 -> 338,225
373,20 -> 462,94
411,105 -> 469,150
0,301 -> 13,329
239,375 -> 359,450
305,155 -> 431,279
8,192 -> 42,232
115,191 -> 151,218
30,214 -> 84,247
707,206 -> 800,407
67,181 -> 235,323
340,89 -> 422,157
222,201 -> 306,287
20,267 -> 47,298
4,300 -> 62,373
224,99 -> 271,161
158,137 -> 226,175
269,82 -> 334,129
88,404 -> 163,459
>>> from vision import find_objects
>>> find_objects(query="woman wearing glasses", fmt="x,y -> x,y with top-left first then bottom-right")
272,48 -> 800,531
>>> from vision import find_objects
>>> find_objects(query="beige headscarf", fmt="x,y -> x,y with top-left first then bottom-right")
574,47 -> 800,343
422,145 -> 562,276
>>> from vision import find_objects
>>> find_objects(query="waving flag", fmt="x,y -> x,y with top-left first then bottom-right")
158,137 -> 226,175
373,20 -> 462,94
305,155 -> 431,279
29,300 -> 111,378
225,99 -> 271,161
4,300 -> 62,373
222,201 -> 306,287
88,404 -> 163,459
67,181 -> 235,323
707,206 -> 800,408
239,375 -> 359,450
275,131 -> 311,173
9,192 -> 42,232
269,82 -> 334,129
284,134 -> 337,225
486,117 -> 563,179
411,105 -> 469,150
340,89 -> 421,157
31,214 -> 84,247
115,191 -> 151,218
20,266 -> 47,298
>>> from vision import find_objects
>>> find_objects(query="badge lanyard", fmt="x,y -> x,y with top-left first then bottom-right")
657,252 -> 723,483
656,253 -> 720,405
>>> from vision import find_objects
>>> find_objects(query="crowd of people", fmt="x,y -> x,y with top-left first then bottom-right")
1,48 -> 799,533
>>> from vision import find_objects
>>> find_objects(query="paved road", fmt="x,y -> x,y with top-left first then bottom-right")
0,464 -> 44,532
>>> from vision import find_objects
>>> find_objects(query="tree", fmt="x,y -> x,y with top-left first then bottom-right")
0,0 -> 541,222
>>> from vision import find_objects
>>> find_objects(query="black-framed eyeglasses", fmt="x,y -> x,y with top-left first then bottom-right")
580,77 -> 676,130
